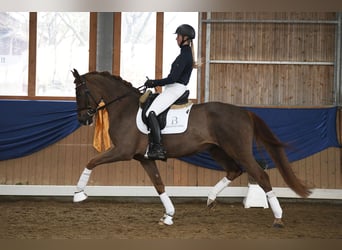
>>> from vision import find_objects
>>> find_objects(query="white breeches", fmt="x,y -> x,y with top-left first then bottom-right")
146,83 -> 187,116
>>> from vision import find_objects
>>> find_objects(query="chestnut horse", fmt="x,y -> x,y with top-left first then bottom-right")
71,69 -> 310,227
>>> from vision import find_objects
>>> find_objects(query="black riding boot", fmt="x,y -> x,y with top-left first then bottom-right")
146,111 -> 166,161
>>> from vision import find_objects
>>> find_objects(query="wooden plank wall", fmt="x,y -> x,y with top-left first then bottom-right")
0,126 -> 238,187
0,12 -> 341,190
208,12 -> 336,105
0,124 -> 340,189
205,12 -> 341,189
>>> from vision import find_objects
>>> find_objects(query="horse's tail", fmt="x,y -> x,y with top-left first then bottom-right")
248,111 -> 311,198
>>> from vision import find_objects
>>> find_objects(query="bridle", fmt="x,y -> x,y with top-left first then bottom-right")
75,77 -> 146,119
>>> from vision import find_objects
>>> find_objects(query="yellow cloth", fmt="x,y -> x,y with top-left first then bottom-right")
93,101 -> 111,152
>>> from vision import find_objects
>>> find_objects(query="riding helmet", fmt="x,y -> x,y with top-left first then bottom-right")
175,24 -> 196,39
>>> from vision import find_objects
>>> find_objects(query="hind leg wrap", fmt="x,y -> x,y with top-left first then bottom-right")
266,190 -> 283,219
207,177 -> 231,205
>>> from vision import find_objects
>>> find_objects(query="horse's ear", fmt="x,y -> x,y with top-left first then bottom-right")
71,68 -> 80,80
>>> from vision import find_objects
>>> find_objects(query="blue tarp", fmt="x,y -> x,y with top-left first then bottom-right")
0,100 -> 80,160
180,106 -> 341,171
0,100 -> 340,171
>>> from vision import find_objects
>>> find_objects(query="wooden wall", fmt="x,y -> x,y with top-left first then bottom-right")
0,126 -> 243,187
207,12 -> 336,105
202,12 -> 341,189
0,127 -> 342,188
0,12 -> 341,191
0,125 -> 340,190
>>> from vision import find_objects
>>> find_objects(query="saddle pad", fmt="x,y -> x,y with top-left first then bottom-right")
136,103 -> 193,134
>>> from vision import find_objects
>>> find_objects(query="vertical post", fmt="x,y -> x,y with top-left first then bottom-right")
197,13 -> 203,103
204,12 -> 211,103
335,13 -> 342,162
155,12 -> 164,93
28,12 -> 37,97
335,13 -> 342,107
112,12 -> 121,76
88,12 -> 97,72
96,12 -> 113,72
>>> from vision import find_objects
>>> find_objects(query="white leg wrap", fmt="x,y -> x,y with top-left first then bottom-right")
76,168 -> 92,192
159,192 -> 175,225
208,177 -> 231,202
160,192 -> 175,216
266,190 -> 283,219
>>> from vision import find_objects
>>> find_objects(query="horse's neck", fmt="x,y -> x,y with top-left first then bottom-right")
89,75 -> 140,114
103,87 -> 140,113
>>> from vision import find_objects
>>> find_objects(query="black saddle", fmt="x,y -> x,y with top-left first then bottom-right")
140,90 -> 189,130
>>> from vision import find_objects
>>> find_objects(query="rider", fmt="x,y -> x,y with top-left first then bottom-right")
144,24 -> 197,161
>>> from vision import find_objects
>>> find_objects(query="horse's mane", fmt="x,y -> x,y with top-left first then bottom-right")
85,71 -> 140,94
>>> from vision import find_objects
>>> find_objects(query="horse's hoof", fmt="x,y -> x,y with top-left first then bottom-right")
207,199 -> 217,209
273,218 -> 284,228
73,191 -> 88,202
158,214 -> 173,225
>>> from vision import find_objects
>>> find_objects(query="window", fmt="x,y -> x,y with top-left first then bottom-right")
120,12 -> 156,87
0,12 -> 29,96
164,12 -> 198,99
36,12 -> 89,97
0,12 -> 200,99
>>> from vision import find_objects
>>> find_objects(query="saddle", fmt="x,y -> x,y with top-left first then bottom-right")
139,90 -> 190,130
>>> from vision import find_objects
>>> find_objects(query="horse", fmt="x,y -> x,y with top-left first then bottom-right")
71,69 -> 311,227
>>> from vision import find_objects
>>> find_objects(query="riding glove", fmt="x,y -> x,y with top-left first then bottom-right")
144,79 -> 156,88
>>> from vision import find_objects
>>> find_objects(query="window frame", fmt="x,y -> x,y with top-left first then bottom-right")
0,12 -> 199,103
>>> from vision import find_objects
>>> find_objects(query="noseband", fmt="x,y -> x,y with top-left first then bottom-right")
75,79 -> 99,118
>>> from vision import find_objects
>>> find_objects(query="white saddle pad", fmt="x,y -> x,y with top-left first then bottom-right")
136,103 -> 193,134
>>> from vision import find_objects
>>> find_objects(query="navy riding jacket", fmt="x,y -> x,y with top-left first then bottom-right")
152,45 -> 193,86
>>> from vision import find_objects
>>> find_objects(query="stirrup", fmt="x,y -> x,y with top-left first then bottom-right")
146,144 -> 167,161
147,151 -> 167,161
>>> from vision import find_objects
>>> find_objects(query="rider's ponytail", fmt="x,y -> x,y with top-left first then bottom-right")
190,40 -> 202,69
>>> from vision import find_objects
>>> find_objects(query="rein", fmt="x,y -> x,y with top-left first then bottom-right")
96,93 -> 130,111
96,84 -> 146,112
76,78 -> 146,117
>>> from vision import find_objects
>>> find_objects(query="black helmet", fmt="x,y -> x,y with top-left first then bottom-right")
175,24 -> 195,39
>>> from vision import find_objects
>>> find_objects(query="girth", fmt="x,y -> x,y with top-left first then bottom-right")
140,90 -> 190,129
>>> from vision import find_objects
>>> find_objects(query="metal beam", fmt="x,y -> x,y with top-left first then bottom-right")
202,19 -> 338,25
210,60 -> 334,66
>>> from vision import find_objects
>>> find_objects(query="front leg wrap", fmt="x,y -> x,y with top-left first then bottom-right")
73,168 -> 92,202
159,192 -> 175,225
